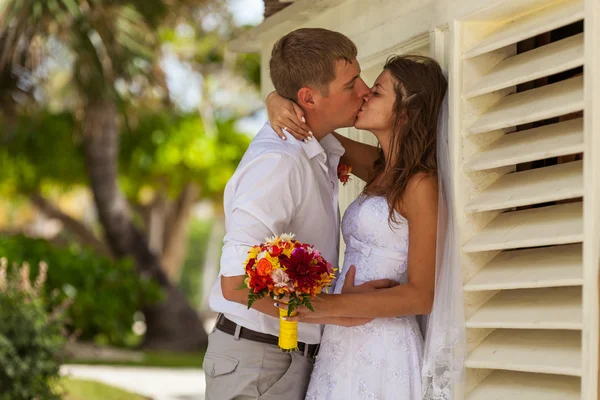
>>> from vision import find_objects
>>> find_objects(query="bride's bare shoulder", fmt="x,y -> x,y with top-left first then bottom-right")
396,172 -> 438,219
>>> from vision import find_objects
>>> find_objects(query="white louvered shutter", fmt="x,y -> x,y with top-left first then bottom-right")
450,0 -> 596,398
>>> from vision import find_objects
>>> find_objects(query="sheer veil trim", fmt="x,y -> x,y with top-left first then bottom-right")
421,94 -> 467,399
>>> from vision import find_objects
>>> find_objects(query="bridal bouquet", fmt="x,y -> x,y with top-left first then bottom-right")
241,233 -> 335,351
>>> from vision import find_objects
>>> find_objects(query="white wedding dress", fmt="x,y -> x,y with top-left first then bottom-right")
305,195 -> 424,400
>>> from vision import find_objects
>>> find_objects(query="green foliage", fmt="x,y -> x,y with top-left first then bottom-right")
0,235 -> 163,347
0,109 -> 250,203
235,52 -> 261,88
0,260 -> 67,400
119,111 -> 250,200
0,112 -> 85,194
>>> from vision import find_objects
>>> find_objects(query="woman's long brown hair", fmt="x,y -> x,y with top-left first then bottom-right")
363,55 -> 447,225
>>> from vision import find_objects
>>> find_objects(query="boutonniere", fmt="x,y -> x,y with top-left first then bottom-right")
337,163 -> 352,186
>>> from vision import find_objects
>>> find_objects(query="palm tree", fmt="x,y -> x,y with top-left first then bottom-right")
0,0 -> 209,350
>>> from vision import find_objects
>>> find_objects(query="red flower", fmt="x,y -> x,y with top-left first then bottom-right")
250,274 -> 268,293
245,258 -> 256,272
337,163 -> 352,186
271,245 -> 282,256
247,267 -> 274,293
282,247 -> 325,294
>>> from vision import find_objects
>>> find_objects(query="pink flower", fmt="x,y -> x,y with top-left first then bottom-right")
271,268 -> 290,288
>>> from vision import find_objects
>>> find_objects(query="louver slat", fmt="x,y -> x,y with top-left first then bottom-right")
466,118 -> 583,172
468,76 -> 583,136
466,160 -> 583,212
463,1 -> 584,59
466,286 -> 582,330
463,202 -> 582,253
464,244 -> 582,291
465,329 -> 582,376
466,370 -> 580,400
465,33 -> 584,98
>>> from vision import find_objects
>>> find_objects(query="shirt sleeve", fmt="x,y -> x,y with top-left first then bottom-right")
219,152 -> 304,277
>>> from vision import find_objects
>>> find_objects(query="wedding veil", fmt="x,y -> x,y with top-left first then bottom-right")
421,94 -> 467,399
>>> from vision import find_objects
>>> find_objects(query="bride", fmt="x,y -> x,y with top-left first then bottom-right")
266,55 -> 465,399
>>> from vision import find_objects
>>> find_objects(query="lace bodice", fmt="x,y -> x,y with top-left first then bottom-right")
335,195 -> 409,291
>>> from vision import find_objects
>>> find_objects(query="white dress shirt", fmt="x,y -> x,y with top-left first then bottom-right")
209,122 -> 344,344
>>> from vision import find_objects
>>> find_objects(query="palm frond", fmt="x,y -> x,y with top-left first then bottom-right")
59,0 -> 82,18
0,0 -> 74,72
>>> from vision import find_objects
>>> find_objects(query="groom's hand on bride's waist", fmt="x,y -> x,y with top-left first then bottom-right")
341,265 -> 399,294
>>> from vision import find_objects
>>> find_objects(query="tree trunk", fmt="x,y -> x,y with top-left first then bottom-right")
81,99 -> 207,351
148,194 -> 167,256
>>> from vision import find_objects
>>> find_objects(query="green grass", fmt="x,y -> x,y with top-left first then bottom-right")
61,378 -> 148,400
67,349 -> 205,369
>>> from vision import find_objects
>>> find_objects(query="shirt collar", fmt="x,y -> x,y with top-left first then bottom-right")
301,133 -> 345,160
320,133 -> 345,157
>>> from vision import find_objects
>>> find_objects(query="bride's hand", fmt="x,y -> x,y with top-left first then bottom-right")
273,297 -> 372,326
342,265 -> 399,294
274,293 -> 332,321
273,298 -> 370,326
266,91 -> 313,142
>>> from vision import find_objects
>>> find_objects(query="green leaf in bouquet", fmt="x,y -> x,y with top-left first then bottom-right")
247,297 -> 256,309
304,299 -> 315,312
247,292 -> 260,309
287,303 -> 295,317
235,281 -> 248,291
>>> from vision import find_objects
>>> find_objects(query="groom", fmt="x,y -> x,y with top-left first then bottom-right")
203,28 -> 390,400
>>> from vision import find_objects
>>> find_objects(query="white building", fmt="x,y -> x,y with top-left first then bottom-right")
230,0 -> 600,398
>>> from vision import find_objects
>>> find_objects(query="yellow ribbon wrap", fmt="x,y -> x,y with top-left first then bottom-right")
278,308 -> 298,352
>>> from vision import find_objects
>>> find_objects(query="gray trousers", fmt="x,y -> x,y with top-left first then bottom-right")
203,328 -> 315,400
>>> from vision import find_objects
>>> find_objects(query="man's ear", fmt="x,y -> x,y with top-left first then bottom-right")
297,87 -> 317,109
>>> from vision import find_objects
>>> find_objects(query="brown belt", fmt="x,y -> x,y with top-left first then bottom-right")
215,314 -> 320,358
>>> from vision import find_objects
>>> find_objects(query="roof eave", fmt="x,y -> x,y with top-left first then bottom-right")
228,0 -> 348,53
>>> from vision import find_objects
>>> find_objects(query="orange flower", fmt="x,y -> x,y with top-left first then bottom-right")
256,258 -> 273,276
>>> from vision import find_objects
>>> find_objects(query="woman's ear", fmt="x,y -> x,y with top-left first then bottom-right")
297,87 -> 316,109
